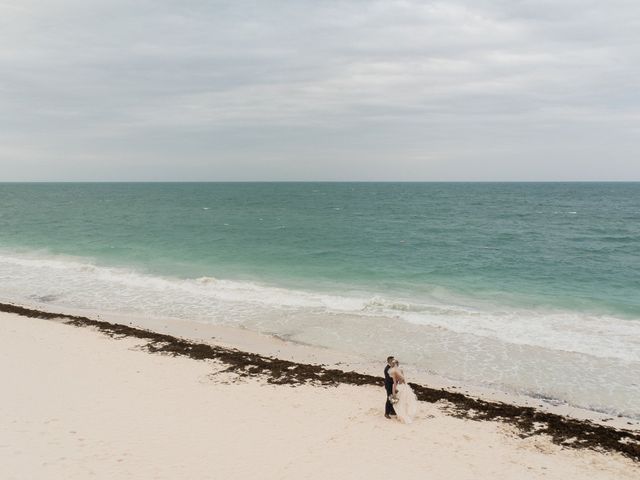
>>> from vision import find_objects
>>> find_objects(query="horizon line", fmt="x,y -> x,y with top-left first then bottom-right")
0,180 -> 639,184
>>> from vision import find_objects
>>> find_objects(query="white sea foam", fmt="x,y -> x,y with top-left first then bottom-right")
1,249 -> 638,362
1,248 -> 639,417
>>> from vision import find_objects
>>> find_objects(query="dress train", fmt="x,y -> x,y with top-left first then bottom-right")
394,383 -> 418,424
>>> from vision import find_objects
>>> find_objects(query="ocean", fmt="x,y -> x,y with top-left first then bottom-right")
0,182 -> 638,417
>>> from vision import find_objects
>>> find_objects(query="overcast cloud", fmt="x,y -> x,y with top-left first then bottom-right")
1,0 -> 639,181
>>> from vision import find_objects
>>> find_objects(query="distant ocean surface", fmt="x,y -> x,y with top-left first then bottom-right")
1,182 -> 639,417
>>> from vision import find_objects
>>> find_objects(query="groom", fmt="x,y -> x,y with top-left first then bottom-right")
384,355 -> 396,419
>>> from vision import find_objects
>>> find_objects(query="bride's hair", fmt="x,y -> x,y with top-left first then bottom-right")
393,359 -> 400,367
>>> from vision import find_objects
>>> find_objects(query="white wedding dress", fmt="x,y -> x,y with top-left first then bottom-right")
391,369 -> 418,424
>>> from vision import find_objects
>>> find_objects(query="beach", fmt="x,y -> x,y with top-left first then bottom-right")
2,307 -> 638,480
3,0 -> 640,475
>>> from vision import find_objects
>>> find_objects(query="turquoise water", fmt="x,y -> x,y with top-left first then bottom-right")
1,182 -> 639,416
1,182 -> 639,315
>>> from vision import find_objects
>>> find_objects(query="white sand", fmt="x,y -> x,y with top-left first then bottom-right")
1,312 -> 638,480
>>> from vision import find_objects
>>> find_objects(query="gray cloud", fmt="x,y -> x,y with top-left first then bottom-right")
1,0 -> 639,180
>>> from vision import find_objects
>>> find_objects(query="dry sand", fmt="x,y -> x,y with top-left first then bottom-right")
1,311 -> 638,480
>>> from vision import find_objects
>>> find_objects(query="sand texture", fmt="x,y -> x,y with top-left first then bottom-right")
1,311 -> 639,480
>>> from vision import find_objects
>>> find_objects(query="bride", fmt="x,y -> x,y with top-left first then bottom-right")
389,360 -> 418,424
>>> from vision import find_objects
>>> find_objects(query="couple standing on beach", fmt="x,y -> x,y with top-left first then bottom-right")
384,356 -> 418,423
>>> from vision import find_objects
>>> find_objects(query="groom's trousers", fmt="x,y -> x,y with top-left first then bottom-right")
385,384 -> 396,416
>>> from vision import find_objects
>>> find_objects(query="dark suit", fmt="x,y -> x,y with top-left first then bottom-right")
384,364 -> 396,416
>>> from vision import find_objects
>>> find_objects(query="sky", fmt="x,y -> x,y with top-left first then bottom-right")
1,0 -> 639,181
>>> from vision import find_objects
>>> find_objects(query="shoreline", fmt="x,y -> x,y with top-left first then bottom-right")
2,301 -> 639,463
5,296 -> 639,431
2,246 -> 638,424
